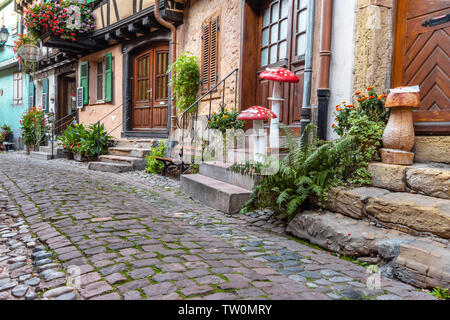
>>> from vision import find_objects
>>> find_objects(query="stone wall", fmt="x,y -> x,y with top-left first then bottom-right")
352,0 -> 393,94
176,0 -> 241,116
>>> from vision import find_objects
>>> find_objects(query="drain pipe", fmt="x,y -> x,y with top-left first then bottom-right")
317,0 -> 333,140
154,0 -> 177,137
300,0 -> 316,142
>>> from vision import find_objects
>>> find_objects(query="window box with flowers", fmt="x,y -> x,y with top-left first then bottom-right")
23,1 -> 95,43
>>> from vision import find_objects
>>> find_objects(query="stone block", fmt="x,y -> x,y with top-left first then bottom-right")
365,192 -> 450,239
368,162 -> 407,191
406,166 -> 450,199
413,136 -> 450,164
326,186 -> 389,219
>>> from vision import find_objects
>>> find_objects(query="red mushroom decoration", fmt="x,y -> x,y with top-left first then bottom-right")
238,106 -> 277,163
259,68 -> 299,150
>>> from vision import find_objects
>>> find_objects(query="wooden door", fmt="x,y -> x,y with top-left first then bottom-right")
392,0 -> 450,134
255,0 -> 306,130
132,45 -> 169,131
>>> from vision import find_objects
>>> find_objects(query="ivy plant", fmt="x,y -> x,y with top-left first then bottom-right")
168,52 -> 201,114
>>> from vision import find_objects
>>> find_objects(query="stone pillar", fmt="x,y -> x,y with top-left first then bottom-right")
353,0 -> 393,93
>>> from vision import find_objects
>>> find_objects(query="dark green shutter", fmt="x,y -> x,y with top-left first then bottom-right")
42,78 -> 49,112
86,0 -> 96,3
104,53 -> 112,103
80,61 -> 89,105
29,80 -> 35,107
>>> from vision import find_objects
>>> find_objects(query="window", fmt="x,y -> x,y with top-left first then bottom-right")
260,0 -> 289,66
13,72 -> 23,105
201,17 -> 219,92
295,0 -> 308,57
155,50 -> 169,100
96,61 -> 104,101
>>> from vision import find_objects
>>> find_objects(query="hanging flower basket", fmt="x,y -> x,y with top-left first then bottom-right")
23,1 -> 95,42
13,34 -> 40,74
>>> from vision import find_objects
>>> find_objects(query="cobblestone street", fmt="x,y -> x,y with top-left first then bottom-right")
0,153 -> 435,300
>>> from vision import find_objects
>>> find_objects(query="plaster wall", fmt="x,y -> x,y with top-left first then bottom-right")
78,45 -> 123,139
327,0 -> 357,140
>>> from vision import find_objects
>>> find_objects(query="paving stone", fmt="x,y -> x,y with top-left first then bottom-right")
24,277 -> 41,286
12,285 -> 29,297
80,281 -> 113,299
180,285 -> 214,297
128,267 -> 155,279
376,294 -> 402,300
152,272 -> 185,282
99,263 -> 127,276
105,273 -> 128,285
142,282 -> 177,297
43,286 -> 73,298
299,271 -> 322,279
55,292 -> 77,300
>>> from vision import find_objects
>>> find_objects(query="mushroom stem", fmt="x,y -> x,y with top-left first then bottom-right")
269,81 -> 283,150
253,120 -> 266,163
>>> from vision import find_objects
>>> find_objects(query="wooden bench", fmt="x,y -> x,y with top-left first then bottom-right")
153,157 -> 191,176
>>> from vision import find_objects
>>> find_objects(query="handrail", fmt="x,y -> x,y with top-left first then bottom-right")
95,104 -> 124,124
176,68 -> 238,129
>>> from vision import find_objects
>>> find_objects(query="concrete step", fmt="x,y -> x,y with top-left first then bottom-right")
39,146 -> 65,157
88,162 -> 133,173
114,139 -> 160,149
180,174 -> 252,214
286,210 -> 450,289
199,161 -> 260,190
369,162 -> 450,199
99,154 -> 146,170
108,147 -> 152,158
30,151 -> 53,160
326,186 -> 450,239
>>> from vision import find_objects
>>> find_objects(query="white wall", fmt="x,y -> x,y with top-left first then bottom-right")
327,0 -> 357,140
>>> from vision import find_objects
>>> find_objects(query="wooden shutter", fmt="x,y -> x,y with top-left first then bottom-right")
104,53 -> 112,103
42,78 -> 49,112
80,61 -> 89,105
29,80 -> 35,107
201,17 -> 219,92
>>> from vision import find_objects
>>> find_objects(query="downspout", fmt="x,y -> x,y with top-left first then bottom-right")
154,0 -> 177,137
300,0 -> 315,141
317,0 -> 333,140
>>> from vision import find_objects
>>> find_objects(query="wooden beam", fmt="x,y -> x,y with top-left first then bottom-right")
116,28 -> 136,40
142,16 -> 158,28
128,22 -> 147,35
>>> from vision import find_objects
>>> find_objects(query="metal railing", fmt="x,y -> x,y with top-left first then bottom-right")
92,104 -> 125,159
176,68 -> 239,173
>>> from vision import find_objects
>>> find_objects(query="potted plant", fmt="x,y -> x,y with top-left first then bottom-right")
56,124 -> 80,159
20,106 -> 48,154
1,125 -> 13,142
67,123 -> 112,162
207,107 -> 245,162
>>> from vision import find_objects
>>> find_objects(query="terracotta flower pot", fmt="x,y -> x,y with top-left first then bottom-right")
64,150 -> 73,160
26,145 -> 35,155
73,152 -> 88,162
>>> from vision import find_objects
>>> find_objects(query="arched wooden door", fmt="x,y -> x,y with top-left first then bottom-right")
392,0 -> 450,134
132,44 -> 169,131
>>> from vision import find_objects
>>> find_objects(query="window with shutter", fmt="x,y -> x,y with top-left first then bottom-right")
42,78 -> 49,112
201,17 -> 219,93
104,53 -> 113,103
13,72 -> 23,105
80,62 -> 89,105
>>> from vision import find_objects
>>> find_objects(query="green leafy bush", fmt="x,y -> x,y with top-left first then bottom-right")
145,143 -> 167,174
429,287 -> 450,300
57,123 -> 112,157
168,52 -> 200,114
207,108 -> 245,134
0,124 -> 12,142
20,106 -> 49,148
241,116 -> 384,220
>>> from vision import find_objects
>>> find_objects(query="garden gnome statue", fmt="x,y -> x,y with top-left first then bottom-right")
380,86 -> 420,165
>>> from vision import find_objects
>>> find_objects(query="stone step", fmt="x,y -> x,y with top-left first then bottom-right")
39,146 -> 65,157
108,147 -> 152,158
326,186 -> 450,239
99,155 -> 146,170
199,161 -> 260,190
286,210 -> 450,289
180,174 -> 252,214
88,162 -> 133,173
369,162 -> 450,199
30,151 -> 53,160
114,139 -> 159,149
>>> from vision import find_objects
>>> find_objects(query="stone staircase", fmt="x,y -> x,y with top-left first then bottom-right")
87,139 -> 159,173
30,141 -> 65,160
180,161 -> 259,214
287,161 -> 450,289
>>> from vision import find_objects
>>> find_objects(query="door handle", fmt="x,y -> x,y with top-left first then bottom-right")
422,14 -> 450,27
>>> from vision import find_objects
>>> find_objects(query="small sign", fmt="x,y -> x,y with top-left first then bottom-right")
76,87 -> 84,109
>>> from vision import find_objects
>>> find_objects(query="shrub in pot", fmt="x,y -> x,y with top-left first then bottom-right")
20,106 -> 48,154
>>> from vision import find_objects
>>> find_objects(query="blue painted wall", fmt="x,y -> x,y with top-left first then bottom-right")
0,1 -> 30,148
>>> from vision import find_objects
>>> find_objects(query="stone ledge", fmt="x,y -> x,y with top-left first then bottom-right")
286,210 -> 450,289
413,136 -> 450,164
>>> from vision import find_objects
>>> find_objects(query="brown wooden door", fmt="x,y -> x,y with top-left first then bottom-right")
132,45 -> 169,131
392,0 -> 450,134
255,0 -> 306,131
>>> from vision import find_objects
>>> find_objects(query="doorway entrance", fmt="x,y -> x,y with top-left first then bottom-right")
57,73 -> 77,133
132,44 -> 169,131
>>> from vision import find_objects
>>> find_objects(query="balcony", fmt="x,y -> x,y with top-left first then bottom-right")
21,0 -> 185,56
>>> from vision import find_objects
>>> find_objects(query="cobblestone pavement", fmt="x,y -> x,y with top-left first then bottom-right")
0,153 -> 435,300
